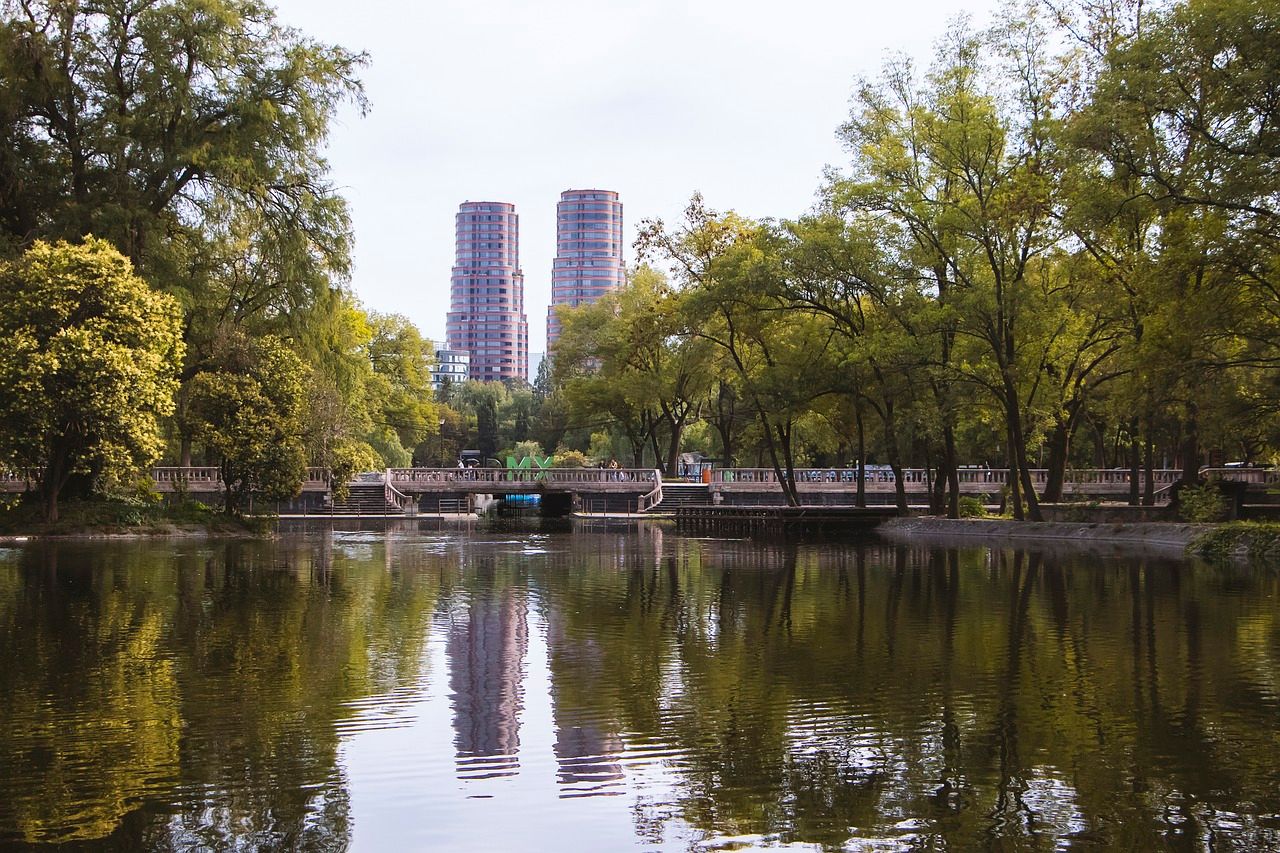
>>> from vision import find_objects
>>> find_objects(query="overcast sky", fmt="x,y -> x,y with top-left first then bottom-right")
269,0 -> 997,361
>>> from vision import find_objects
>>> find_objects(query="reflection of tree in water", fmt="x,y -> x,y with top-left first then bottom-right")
446,555 -> 527,780
532,535 -> 1280,850
0,544 -> 180,845
2,530 -> 1279,849
0,535 -> 439,848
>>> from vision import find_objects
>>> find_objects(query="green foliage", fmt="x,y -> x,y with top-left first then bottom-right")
556,264 -> 712,474
1189,522 -> 1280,559
363,312 -> 438,452
554,449 -> 590,468
0,0 -> 365,269
0,239 -> 185,521
329,440 -> 382,500
957,496 -> 988,519
187,335 -> 308,514
1178,485 -> 1229,524
509,440 -> 545,462
0,0 -> 391,497
366,427 -> 411,469
453,381 -> 507,459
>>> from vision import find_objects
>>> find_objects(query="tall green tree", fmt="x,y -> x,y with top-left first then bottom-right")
556,265 -> 710,474
186,333 -> 308,514
1065,0 -> 1280,486
0,0 -> 365,266
364,311 -> 438,455
0,238 -> 184,521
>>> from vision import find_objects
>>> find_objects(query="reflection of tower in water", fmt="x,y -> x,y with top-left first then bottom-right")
545,575 -> 628,797
446,561 -> 528,780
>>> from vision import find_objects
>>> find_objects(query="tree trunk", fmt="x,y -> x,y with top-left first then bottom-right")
880,399 -> 908,513
1001,380 -> 1042,522
1128,419 -> 1141,507
1143,422 -> 1156,507
40,443 -> 74,523
776,422 -> 801,507
1179,401 -> 1201,486
942,424 -> 960,519
926,444 -> 944,515
1004,427 -> 1023,520
756,408 -> 798,507
664,417 -> 684,480
648,424 -> 665,476
1042,416 -> 1071,504
855,405 -> 867,509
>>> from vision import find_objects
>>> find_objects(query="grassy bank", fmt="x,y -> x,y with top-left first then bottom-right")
1187,522 -> 1280,560
882,517 -> 1210,549
884,517 -> 1280,562
0,496 -> 267,538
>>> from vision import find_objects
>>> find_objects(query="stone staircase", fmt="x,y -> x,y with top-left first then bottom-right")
646,482 -> 711,513
329,482 -> 405,516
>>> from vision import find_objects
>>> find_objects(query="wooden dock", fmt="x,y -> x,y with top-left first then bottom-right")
674,505 -> 899,536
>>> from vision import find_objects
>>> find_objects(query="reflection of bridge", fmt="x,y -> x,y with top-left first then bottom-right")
1,466 -> 1274,508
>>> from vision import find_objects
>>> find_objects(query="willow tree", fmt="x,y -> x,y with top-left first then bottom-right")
644,206 -> 842,506
0,0 -> 368,470
555,266 -> 710,475
0,0 -> 364,264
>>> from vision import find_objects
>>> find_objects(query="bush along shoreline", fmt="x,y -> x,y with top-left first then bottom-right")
1188,523 -> 1280,561
0,495 -> 268,538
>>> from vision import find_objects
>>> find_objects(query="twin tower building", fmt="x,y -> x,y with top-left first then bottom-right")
444,189 -> 625,383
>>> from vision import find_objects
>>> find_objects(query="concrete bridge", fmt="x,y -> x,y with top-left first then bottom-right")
1,465 -> 1273,512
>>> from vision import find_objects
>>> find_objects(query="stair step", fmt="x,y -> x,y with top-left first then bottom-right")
647,482 -> 712,512
329,483 -> 405,515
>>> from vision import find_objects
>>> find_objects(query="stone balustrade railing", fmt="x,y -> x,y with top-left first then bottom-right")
713,468 -> 1190,489
0,465 -> 1273,495
386,467 -> 659,486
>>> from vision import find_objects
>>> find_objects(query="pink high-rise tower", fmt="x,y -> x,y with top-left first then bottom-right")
546,189 -> 624,350
447,201 -> 529,382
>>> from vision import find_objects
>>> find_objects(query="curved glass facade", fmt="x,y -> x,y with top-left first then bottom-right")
430,348 -> 470,391
446,201 -> 529,382
546,189 -> 624,349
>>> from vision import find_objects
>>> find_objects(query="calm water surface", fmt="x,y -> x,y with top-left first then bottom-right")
0,522 -> 1277,851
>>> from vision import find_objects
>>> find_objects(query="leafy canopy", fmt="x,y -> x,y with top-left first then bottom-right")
0,238 -> 184,518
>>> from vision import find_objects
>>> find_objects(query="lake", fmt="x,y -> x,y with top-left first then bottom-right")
0,521 -> 1276,851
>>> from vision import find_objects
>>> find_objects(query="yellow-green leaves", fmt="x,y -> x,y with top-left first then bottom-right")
0,239 -> 185,520
186,333 -> 309,513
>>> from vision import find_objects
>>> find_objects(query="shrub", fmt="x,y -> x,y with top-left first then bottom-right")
554,449 -> 589,468
1179,484 -> 1228,523
1189,522 -> 1280,559
957,496 -> 988,518
1063,499 -> 1101,523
